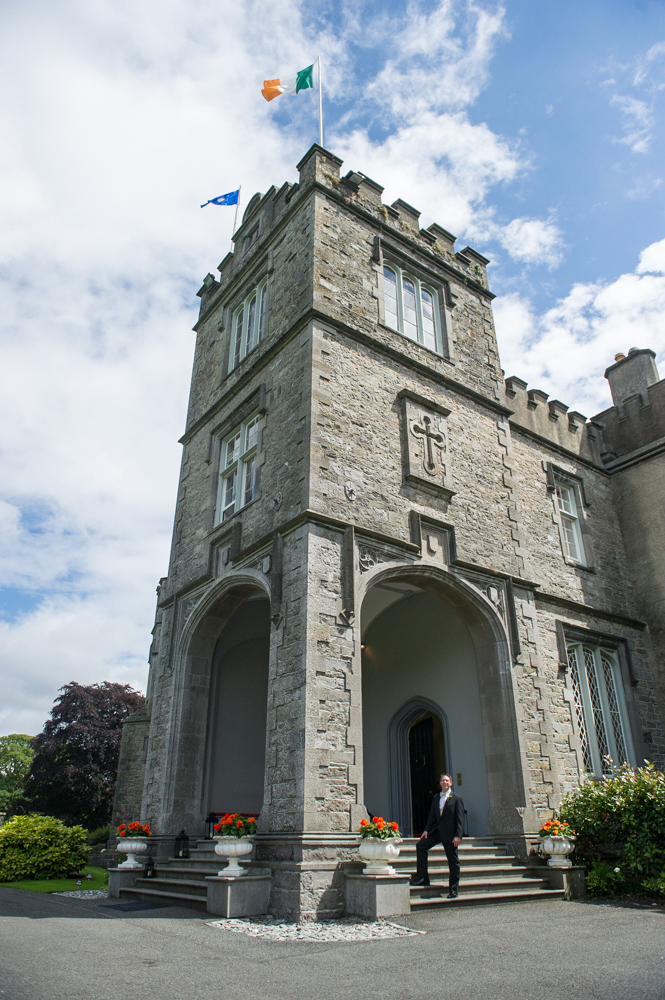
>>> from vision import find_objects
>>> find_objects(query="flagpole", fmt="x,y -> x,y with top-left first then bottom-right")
317,56 -> 323,147
231,185 -> 242,251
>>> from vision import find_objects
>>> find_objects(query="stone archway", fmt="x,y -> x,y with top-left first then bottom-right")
359,563 -> 531,837
162,572 -> 270,833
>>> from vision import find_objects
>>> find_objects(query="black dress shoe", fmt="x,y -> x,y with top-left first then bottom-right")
446,890 -> 458,898
410,876 -> 430,886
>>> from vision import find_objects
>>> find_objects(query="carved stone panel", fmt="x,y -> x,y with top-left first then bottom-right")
399,392 -> 454,500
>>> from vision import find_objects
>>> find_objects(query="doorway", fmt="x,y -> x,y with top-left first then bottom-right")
408,711 -> 446,835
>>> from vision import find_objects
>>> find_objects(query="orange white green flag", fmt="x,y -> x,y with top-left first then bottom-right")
262,64 -> 314,102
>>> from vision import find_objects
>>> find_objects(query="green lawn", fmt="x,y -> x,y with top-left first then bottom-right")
0,865 -> 109,893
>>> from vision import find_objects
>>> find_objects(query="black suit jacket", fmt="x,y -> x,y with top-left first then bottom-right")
424,791 -> 464,842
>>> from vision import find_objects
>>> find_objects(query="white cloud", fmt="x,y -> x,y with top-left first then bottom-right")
367,0 -> 507,117
610,94 -> 654,154
0,0 -> 570,735
499,216 -> 564,268
494,238 -> 665,415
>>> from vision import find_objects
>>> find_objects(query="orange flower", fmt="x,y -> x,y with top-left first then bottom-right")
236,819 -> 243,828
372,817 -> 379,823
390,822 -> 399,831
360,819 -> 368,827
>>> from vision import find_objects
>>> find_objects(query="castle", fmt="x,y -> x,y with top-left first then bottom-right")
112,145 -> 664,920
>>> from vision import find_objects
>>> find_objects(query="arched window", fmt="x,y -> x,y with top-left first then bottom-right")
230,279 -> 268,372
567,643 -> 634,776
383,264 -> 442,354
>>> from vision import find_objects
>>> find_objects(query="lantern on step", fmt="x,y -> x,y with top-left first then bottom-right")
175,829 -> 189,859
204,813 -> 217,840
143,856 -> 155,879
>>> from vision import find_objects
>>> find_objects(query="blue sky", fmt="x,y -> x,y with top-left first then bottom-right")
0,0 -> 663,735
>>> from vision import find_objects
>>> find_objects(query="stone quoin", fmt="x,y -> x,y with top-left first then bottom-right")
111,145 -> 665,921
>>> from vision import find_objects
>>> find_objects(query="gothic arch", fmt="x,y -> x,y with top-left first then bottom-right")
359,562 -> 531,836
388,696 -> 451,835
163,571 -> 271,831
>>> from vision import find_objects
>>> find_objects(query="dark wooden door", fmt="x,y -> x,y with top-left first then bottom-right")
409,717 -> 437,836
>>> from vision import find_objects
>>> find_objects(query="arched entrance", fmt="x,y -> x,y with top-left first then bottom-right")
204,596 -> 270,816
360,566 -> 525,837
163,574 -> 271,832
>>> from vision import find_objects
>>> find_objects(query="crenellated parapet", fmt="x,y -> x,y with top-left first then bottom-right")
504,375 -> 604,465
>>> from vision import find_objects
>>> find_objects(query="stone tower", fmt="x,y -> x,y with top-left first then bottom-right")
112,145 -> 664,920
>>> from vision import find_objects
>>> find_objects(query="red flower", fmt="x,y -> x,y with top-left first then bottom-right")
236,820 -> 243,828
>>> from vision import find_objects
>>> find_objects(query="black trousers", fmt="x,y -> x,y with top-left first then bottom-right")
416,830 -> 460,889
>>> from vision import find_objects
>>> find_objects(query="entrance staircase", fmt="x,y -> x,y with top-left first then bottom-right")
395,837 -> 563,909
117,837 -> 563,913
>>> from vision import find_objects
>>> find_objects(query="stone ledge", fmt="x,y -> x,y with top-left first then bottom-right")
345,873 -> 411,919
206,874 -> 271,917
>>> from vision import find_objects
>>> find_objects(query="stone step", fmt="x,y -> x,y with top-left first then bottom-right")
410,887 -> 564,909
153,865 -> 218,880
410,875 -> 549,897
134,877 -> 208,897
403,865 -> 544,880
118,887 -> 207,911
393,855 -> 519,868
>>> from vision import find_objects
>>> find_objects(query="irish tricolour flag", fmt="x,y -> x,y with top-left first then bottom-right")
262,64 -> 314,102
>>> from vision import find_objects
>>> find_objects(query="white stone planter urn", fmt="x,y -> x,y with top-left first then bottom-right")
116,837 -> 149,869
540,835 -> 575,868
358,837 -> 402,875
213,836 -> 254,876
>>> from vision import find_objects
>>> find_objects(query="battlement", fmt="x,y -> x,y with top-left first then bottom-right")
504,375 -> 603,465
196,144 -> 491,306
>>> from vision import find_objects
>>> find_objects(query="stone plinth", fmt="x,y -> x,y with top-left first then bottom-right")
206,874 -> 271,917
544,865 -> 586,899
107,868 -> 140,898
345,874 -> 411,919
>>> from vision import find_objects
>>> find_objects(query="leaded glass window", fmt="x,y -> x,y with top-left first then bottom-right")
217,413 -> 261,522
382,264 -> 442,354
567,643 -> 633,776
230,280 -> 268,371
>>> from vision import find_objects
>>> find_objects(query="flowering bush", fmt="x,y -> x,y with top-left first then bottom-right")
359,817 -> 400,840
539,819 -> 575,839
0,814 -> 89,882
117,821 -> 151,838
586,860 -> 626,897
559,761 -> 665,897
213,814 -> 257,838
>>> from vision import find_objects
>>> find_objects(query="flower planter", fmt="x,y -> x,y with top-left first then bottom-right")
540,834 -> 575,868
116,836 -> 149,870
213,836 -> 254,876
358,837 -> 402,875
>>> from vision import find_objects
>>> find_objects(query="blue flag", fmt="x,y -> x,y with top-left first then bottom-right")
201,189 -> 240,208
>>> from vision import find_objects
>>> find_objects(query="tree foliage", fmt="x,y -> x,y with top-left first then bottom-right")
0,734 -> 35,812
22,682 -> 145,828
559,762 -> 665,896
0,814 -> 89,882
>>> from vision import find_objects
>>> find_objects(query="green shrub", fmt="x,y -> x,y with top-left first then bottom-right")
641,871 -> 665,898
86,825 -> 110,846
0,814 -> 89,882
586,860 -> 627,897
560,762 -> 665,896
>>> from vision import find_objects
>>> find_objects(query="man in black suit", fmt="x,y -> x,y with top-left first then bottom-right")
411,773 -> 464,897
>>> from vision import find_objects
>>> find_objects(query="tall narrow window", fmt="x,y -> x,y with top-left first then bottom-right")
555,481 -> 584,564
229,280 -> 268,372
382,263 -> 443,354
217,414 -> 261,522
567,643 -> 633,776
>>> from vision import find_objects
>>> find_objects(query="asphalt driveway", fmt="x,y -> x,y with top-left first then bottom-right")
0,888 -> 662,1000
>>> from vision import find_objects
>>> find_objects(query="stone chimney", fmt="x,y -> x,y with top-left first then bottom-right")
604,348 -> 660,408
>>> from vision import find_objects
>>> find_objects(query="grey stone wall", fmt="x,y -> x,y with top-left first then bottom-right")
114,144 -> 664,919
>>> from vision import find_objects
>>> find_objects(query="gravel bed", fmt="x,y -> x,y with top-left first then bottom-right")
207,916 -> 423,941
53,890 -> 108,899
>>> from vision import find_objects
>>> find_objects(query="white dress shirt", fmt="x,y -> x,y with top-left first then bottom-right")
439,788 -> 451,814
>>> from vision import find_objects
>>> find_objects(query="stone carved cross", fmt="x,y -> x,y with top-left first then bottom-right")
411,415 -> 445,475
